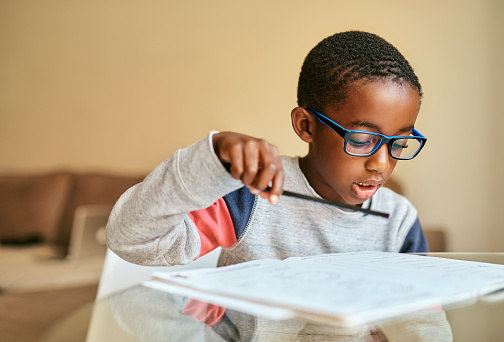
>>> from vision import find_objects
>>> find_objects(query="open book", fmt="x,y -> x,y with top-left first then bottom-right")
143,251 -> 504,327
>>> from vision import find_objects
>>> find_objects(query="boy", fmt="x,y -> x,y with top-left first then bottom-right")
106,31 -> 429,268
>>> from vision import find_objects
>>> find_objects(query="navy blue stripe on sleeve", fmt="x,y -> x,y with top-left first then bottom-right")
400,218 -> 429,253
222,187 -> 256,241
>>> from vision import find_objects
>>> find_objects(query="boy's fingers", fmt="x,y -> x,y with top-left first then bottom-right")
227,145 -> 245,180
248,143 -> 277,189
267,167 -> 284,205
253,160 -> 279,191
248,185 -> 261,195
241,142 -> 260,186
213,133 -> 282,202
255,152 -> 284,205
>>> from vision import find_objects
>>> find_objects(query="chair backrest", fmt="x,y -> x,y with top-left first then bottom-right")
67,205 -> 111,263
95,247 -> 222,301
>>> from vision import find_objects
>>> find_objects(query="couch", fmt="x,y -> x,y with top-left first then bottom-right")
0,171 -> 144,254
0,170 -> 144,342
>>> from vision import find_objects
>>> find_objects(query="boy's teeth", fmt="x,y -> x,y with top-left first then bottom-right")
358,183 -> 371,187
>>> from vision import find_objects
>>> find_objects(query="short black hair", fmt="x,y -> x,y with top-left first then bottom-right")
297,31 -> 422,111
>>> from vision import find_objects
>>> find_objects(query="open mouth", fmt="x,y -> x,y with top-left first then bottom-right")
356,182 -> 373,187
352,182 -> 379,200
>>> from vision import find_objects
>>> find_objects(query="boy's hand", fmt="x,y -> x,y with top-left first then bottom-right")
212,132 -> 284,205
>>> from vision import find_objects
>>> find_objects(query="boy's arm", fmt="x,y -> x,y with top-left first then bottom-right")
106,132 -> 244,266
106,131 -> 285,266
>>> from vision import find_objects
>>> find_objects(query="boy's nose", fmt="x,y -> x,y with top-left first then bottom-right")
365,145 -> 391,173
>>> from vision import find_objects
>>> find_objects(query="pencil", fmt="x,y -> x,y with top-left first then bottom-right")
272,188 -> 390,219
222,163 -> 389,218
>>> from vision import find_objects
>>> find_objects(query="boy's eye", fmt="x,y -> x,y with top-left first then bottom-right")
347,134 -> 377,151
392,139 -> 409,151
348,138 -> 372,147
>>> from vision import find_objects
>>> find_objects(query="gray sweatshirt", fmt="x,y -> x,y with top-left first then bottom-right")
106,132 -> 427,267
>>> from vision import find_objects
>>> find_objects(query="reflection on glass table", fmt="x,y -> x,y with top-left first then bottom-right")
85,253 -> 504,342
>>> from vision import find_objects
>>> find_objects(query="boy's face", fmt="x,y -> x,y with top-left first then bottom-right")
300,80 -> 421,206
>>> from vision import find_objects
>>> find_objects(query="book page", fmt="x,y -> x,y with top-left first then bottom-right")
147,252 -> 504,326
292,252 -> 504,294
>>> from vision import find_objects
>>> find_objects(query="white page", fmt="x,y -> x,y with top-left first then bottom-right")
150,252 -> 504,326
293,252 -> 504,294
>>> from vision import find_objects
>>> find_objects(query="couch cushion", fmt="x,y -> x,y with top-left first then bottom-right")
0,172 -> 73,244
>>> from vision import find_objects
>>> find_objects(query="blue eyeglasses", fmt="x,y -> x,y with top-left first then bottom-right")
305,107 -> 427,160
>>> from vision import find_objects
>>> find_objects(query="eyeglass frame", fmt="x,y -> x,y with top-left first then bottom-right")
305,107 -> 427,160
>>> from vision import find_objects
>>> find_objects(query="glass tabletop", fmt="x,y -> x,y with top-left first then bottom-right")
85,253 -> 504,342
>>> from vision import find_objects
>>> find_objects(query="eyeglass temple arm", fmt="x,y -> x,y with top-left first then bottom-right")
305,107 -> 347,139
411,129 -> 426,139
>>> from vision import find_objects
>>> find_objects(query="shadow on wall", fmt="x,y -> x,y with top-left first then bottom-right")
385,177 -> 447,252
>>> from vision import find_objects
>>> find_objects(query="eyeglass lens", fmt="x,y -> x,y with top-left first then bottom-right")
346,133 -> 422,159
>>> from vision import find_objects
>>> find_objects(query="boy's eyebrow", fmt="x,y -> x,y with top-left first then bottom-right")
348,120 -> 379,129
348,120 -> 415,134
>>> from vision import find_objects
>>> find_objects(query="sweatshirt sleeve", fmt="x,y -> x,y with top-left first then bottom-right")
399,218 -> 429,253
106,132 -> 244,266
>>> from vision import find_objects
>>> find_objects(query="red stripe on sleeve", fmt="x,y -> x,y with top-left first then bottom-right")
188,198 -> 237,257
182,299 -> 226,327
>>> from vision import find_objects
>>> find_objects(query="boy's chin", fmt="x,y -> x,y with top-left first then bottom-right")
340,196 -> 366,207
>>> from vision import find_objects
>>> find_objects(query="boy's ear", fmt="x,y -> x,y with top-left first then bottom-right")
291,107 -> 314,143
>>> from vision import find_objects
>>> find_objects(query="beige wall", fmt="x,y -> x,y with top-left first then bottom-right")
1,0 -> 502,252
